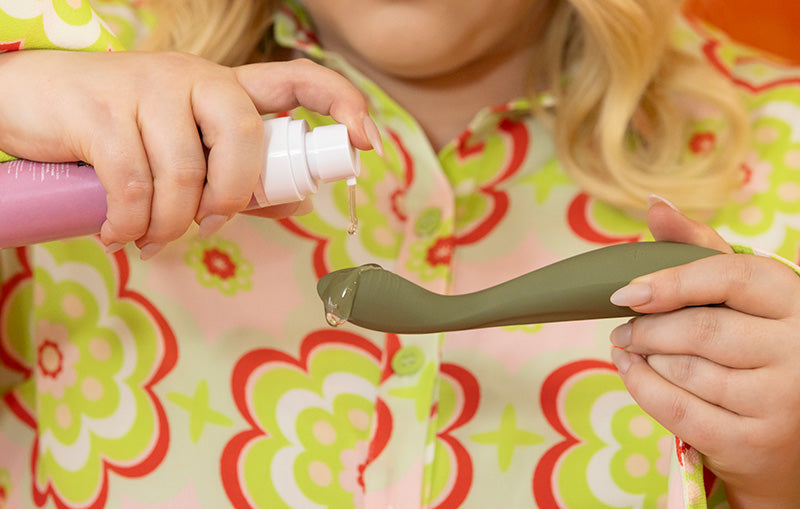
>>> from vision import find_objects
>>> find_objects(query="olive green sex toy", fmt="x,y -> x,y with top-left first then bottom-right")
316,241 -> 722,334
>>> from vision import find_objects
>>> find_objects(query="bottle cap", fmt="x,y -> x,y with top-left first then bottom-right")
255,117 -> 360,206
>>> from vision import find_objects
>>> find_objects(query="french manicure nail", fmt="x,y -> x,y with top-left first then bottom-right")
104,242 -> 125,254
611,347 -> 632,374
198,214 -> 228,238
610,322 -> 632,348
292,199 -> 314,216
646,194 -> 680,212
363,116 -> 384,157
610,283 -> 652,307
139,243 -> 165,261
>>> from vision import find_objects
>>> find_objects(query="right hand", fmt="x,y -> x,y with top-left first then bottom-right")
0,50 -> 379,258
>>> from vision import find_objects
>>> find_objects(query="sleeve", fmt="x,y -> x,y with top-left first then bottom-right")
0,0 -> 152,162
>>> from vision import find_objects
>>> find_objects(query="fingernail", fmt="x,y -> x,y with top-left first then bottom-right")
198,214 -> 228,238
610,283 -> 652,307
139,243 -> 165,261
646,194 -> 680,212
363,116 -> 384,157
611,347 -> 632,374
610,322 -> 632,348
104,242 -> 126,254
293,199 -> 314,216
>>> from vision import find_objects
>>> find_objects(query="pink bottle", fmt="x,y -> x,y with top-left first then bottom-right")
0,117 -> 360,249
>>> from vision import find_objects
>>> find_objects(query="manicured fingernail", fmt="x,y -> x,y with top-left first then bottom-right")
139,243 -> 164,261
611,347 -> 632,374
198,214 -> 228,238
363,116 -> 384,157
610,283 -> 652,307
610,322 -> 632,348
292,199 -> 314,216
104,242 -> 126,254
646,194 -> 680,212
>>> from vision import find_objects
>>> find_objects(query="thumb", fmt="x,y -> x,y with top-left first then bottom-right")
234,59 -> 382,155
646,194 -> 733,253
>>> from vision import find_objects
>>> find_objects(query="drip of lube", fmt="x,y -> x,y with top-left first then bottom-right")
346,179 -> 358,235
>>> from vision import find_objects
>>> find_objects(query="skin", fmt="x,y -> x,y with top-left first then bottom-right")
300,0 -> 556,150
0,51 -> 380,258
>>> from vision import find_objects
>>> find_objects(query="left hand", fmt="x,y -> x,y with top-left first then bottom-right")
610,196 -> 800,508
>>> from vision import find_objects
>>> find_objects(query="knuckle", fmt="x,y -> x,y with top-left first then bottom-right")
723,254 -> 754,290
118,176 -> 153,204
229,114 -> 264,141
290,58 -> 319,72
662,269 -> 684,300
163,163 -> 207,190
668,392 -> 689,427
670,355 -> 697,385
160,51 -> 204,71
688,308 -> 720,348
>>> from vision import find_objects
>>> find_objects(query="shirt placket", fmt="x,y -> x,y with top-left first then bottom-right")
358,114 -> 457,508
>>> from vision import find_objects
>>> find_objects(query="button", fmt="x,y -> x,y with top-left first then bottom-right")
391,346 -> 425,376
414,207 -> 442,236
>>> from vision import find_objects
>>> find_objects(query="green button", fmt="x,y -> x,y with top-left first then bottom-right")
391,346 -> 425,376
414,207 -> 442,236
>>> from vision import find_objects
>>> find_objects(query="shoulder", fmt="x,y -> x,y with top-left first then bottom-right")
0,0 -> 151,52
675,15 -> 800,101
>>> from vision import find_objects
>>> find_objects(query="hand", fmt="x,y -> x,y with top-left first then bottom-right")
609,196 -> 800,508
0,50 -> 381,257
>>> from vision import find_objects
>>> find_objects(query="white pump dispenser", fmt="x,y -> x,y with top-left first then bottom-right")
253,117 -> 360,206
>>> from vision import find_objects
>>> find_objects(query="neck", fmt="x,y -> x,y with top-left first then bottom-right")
360,47 -> 540,151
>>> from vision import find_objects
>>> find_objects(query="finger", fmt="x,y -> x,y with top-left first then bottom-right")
89,122 -> 153,247
234,59 -> 382,155
611,252 -> 800,319
646,195 -> 734,254
191,73 -> 265,227
241,198 -> 314,219
611,307 -> 780,368
611,347 -> 746,459
135,93 -> 207,250
645,353 -> 764,416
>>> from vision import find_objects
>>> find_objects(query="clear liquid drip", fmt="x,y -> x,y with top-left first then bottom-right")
325,312 -> 346,327
346,182 -> 358,235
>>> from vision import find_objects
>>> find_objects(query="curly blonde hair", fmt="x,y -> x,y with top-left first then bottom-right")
141,0 -> 748,214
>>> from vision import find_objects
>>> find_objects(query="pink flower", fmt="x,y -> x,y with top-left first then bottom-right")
35,321 -> 78,399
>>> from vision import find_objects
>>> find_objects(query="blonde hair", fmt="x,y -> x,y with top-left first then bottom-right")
139,0 -> 274,66
538,0 -> 748,214
142,0 -> 749,214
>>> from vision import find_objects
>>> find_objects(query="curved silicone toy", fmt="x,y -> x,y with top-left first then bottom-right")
316,241 -> 722,334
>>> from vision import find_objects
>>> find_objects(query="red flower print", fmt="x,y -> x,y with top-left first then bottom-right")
221,330 -> 391,509
430,363 -> 479,509
533,359 -> 616,507
567,193 -> 642,245
427,236 -> 455,266
202,248 -> 237,279
37,340 -> 64,379
453,118 -> 527,246
689,132 -> 716,154
0,245 -> 177,509
391,188 -> 408,222
0,40 -> 23,52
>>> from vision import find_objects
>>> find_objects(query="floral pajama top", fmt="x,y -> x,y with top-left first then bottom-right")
1,1 -> 800,508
